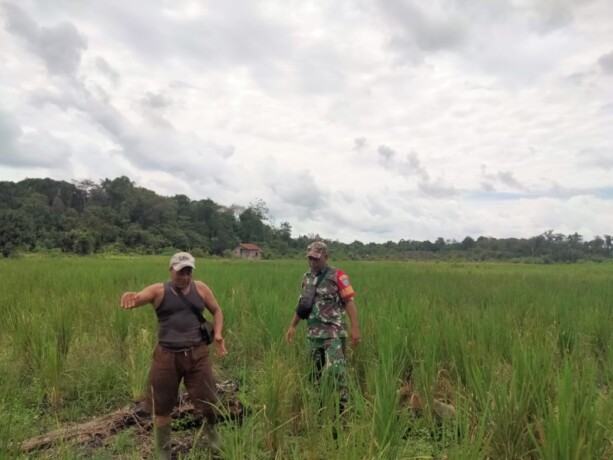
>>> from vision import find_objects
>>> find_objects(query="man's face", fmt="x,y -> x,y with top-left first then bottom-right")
170,266 -> 193,289
308,254 -> 328,273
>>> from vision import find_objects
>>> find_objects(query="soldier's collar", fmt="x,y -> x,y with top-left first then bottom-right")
311,266 -> 329,276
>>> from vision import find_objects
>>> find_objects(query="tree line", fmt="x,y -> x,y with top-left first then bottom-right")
0,176 -> 610,262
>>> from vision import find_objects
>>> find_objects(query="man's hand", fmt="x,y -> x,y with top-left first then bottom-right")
350,328 -> 362,349
214,336 -> 227,356
121,292 -> 138,309
286,313 -> 301,344
120,284 -> 161,310
286,326 -> 296,344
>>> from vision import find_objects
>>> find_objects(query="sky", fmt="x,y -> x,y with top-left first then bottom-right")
1,0 -> 612,244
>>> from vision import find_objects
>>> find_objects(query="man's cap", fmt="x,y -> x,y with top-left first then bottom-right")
169,252 -> 195,271
307,241 -> 328,259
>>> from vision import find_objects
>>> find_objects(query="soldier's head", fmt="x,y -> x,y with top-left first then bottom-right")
306,241 -> 328,271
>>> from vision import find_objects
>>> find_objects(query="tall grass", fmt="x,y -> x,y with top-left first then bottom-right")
0,257 -> 612,458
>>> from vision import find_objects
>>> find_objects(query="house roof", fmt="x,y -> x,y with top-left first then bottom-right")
238,243 -> 262,251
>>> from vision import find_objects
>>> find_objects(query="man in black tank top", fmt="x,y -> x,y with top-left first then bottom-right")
121,252 -> 227,459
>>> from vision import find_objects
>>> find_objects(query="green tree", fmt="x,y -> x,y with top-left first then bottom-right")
211,208 -> 239,255
71,229 -> 96,255
101,176 -> 135,210
460,236 -> 475,250
238,208 -> 268,243
0,209 -> 35,256
433,237 -> 446,252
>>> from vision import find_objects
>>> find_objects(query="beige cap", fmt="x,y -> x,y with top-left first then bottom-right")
169,252 -> 195,271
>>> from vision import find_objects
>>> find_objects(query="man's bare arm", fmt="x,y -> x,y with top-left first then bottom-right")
196,281 -> 227,355
345,299 -> 361,348
285,312 -> 301,344
121,283 -> 164,309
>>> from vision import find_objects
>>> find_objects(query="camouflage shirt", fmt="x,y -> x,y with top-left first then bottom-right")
301,266 -> 355,339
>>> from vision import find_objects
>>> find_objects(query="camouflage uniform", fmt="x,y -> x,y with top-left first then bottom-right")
301,266 -> 355,405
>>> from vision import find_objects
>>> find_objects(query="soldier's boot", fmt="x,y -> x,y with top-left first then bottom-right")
154,424 -> 172,460
333,392 -> 350,441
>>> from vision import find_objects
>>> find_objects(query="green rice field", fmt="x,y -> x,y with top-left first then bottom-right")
1,257 -> 612,459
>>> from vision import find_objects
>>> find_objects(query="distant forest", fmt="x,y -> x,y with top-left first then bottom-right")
0,176 -> 611,263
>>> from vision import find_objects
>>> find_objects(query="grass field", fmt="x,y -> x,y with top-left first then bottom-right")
1,257 -> 612,459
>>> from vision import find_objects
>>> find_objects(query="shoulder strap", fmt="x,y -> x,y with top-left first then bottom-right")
315,267 -> 331,288
174,286 -> 206,324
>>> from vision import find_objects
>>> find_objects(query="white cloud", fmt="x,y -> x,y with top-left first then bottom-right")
4,3 -> 87,77
577,147 -> 613,170
598,50 -> 613,74
0,0 -> 612,243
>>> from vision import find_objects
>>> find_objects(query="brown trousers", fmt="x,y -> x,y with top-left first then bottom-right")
145,342 -> 218,423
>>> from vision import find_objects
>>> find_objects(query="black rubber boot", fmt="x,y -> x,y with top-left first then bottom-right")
203,421 -> 222,454
154,424 -> 172,460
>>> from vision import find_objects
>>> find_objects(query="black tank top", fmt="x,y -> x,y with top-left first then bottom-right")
156,281 -> 205,349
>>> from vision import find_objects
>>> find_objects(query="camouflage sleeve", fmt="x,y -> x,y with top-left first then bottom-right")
300,272 -> 309,290
335,269 -> 355,302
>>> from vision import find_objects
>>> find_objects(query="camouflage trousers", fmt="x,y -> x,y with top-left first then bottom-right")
307,337 -> 348,407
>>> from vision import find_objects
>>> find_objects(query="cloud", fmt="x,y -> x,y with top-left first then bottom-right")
142,92 -> 171,109
365,195 -> 394,218
377,144 -> 395,163
598,51 -> 613,74
377,145 -> 429,180
1,0 -> 612,244
94,57 -> 120,86
523,195 -> 613,238
481,182 -> 495,192
0,110 -> 72,169
85,0 -> 295,89
497,171 -> 523,189
293,43 -> 346,94
480,165 -> 525,190
0,111 -> 20,152
379,0 -> 466,58
531,0 -> 574,34
469,182 -> 613,202
577,147 -> 613,170
303,193 -> 397,242
418,179 -> 457,198
265,169 -> 326,213
4,3 -> 87,77
28,79 -> 236,189
353,137 -> 367,151
3,3 -> 241,196
138,91 -> 174,128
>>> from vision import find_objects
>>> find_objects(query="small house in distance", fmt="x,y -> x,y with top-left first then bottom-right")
234,243 -> 263,259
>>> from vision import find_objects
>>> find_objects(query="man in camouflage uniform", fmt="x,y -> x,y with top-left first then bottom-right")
286,241 -> 361,411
